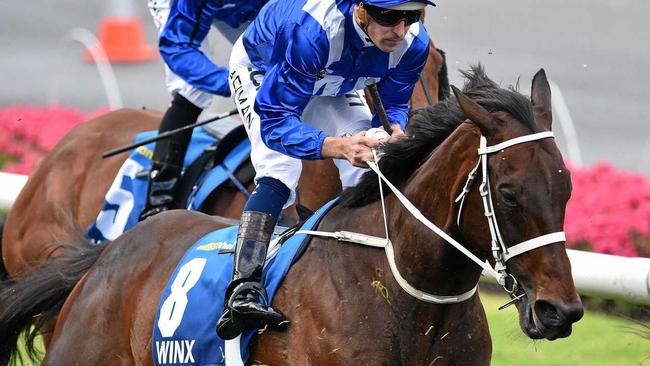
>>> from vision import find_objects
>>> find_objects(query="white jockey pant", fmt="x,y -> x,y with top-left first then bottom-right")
147,0 -> 249,109
229,36 -> 372,207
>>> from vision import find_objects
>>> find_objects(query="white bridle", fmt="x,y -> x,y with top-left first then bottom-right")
455,131 -> 565,297
298,131 -> 566,305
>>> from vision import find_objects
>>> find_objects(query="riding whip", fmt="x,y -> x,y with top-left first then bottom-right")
101,108 -> 239,158
364,79 -> 393,135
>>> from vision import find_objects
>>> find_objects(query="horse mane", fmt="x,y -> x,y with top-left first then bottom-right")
339,64 -> 541,208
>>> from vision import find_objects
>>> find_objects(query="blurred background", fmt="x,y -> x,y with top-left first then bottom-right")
1,0 -> 649,364
3,0 -> 649,174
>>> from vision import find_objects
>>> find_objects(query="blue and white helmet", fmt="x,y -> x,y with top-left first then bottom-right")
359,0 -> 436,10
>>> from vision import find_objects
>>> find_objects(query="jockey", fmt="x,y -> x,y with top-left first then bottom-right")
141,0 -> 267,220
216,0 -> 434,339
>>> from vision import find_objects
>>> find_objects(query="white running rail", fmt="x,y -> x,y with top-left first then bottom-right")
566,250 -> 650,304
481,249 -> 650,305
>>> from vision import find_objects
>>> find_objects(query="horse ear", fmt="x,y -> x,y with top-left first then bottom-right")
531,68 -> 552,131
451,85 -> 498,135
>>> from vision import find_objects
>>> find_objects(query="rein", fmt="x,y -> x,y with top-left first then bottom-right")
418,74 -> 435,106
298,131 -> 565,305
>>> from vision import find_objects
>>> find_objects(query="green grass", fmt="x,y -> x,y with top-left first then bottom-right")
483,292 -> 650,366
0,153 -> 16,171
13,294 -> 650,365
13,333 -> 44,366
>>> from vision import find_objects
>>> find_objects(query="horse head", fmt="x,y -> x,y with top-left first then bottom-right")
452,68 -> 584,340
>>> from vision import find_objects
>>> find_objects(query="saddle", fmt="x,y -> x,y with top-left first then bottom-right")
86,116 -> 253,243
175,117 -> 255,207
87,112 -> 314,243
151,199 -> 338,366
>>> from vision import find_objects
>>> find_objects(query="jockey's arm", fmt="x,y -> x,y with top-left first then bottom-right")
158,0 -> 231,97
255,25 -> 340,159
374,25 -> 430,133
255,25 -> 381,167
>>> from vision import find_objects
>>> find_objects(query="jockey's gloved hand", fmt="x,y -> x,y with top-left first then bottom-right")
321,132 -> 380,168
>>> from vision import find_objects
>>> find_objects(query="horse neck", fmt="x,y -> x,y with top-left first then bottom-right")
318,124 -> 491,360
385,123 -> 485,296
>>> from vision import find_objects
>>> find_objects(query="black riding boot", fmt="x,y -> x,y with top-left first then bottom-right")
139,94 -> 202,221
216,211 -> 287,340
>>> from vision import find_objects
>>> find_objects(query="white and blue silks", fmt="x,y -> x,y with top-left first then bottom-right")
238,0 -> 431,160
86,129 -> 251,243
151,199 -> 338,366
156,0 -> 268,97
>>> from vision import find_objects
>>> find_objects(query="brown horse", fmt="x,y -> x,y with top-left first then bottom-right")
0,41 -> 447,281
1,108 -> 247,278
0,66 -> 583,365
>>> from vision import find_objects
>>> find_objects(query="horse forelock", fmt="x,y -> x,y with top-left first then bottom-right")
339,64 -> 542,208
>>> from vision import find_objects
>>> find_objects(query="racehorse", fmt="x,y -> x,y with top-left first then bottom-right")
0,66 -> 583,365
0,41 -> 447,282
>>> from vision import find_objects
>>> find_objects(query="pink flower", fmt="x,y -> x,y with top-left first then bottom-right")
0,104 -> 107,174
565,161 -> 650,257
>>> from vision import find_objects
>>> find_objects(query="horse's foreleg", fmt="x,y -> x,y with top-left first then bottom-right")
427,296 -> 492,365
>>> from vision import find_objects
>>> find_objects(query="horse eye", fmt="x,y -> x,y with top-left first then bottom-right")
499,187 -> 518,206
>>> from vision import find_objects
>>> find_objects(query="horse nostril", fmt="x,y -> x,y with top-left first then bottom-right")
565,302 -> 585,323
534,300 -> 561,327
534,299 -> 584,328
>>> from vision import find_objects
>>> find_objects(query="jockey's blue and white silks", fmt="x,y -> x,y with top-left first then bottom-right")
151,199 -> 338,366
239,0 -> 431,160
86,129 -> 251,243
159,0 -> 267,97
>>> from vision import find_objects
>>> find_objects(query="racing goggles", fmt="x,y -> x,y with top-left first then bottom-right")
365,5 -> 422,27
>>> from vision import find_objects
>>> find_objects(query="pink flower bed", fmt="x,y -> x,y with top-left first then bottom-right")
0,105 -> 107,174
0,105 -> 648,257
565,161 -> 650,257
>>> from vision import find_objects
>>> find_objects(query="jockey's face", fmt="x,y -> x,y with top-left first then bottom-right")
354,4 -> 421,52
364,10 -> 411,52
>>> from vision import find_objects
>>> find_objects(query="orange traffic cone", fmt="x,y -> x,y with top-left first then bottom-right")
85,0 -> 157,63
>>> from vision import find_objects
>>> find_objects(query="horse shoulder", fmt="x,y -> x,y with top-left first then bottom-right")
253,212 -> 398,364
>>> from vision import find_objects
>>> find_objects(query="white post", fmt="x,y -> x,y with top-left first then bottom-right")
548,80 -> 583,166
638,133 -> 650,176
0,172 -> 28,210
46,27 -> 123,110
